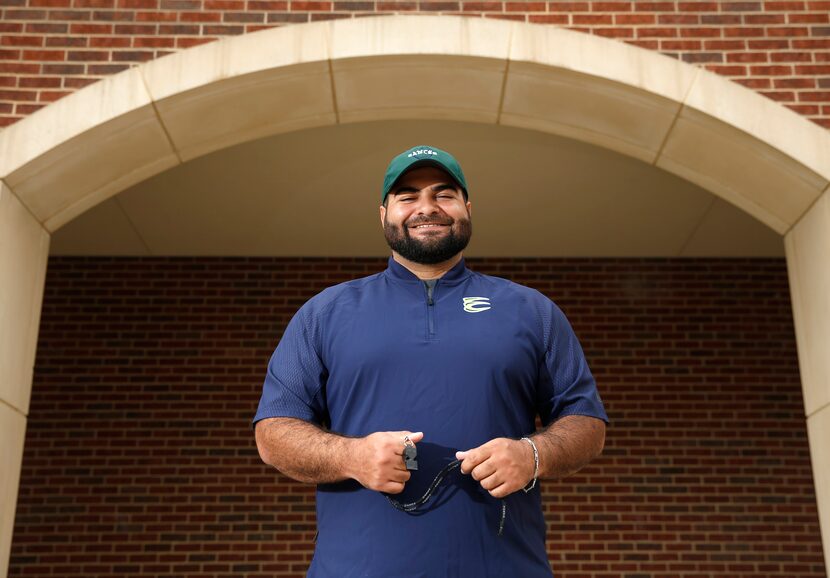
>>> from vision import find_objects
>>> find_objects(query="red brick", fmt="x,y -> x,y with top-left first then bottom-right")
378,1 -> 416,8
89,36 -> 131,47
224,11 -> 265,21
787,13 -> 828,23
69,23 -> 114,33
774,77 -> 816,88
722,1 -> 762,10
744,14 -> 786,24
794,64 -> 830,74
25,22 -> 68,33
703,39 -> 746,49
41,63 -> 83,73
573,14 -> 613,25
634,1 -> 673,9
46,35 -> 88,46
333,1 -> 373,8
31,0 -> 72,6
0,88 -> 37,99
180,11 -> 222,21
203,24 -> 245,34
615,14 -> 656,25
66,50 -> 109,61
678,1 -> 718,11
131,36 -> 173,48
637,27 -> 678,38
798,90 -> 830,100
682,51 -> 723,63
724,26 -> 766,37
592,1 -> 630,10
506,1 -> 544,10
594,27 -> 633,38
135,10 -> 178,20
528,14 -> 568,24
793,38 -> 830,47
679,27 -> 722,37
22,49 -> 66,60
460,1 -> 502,9
0,62 -> 39,73
662,39 -> 702,50
248,0 -> 288,7
47,9 -> 91,20
204,0 -> 243,8
111,49 -> 154,61
310,11 -> 350,19
747,39 -> 790,48
113,23 -> 158,33
1,35 -> 44,46
767,1 -> 806,9
750,64 -> 794,75
418,1 -> 460,10
657,14 -> 698,24
117,0 -> 158,7
768,26 -> 809,36
726,51 -> 769,62
5,9 -> 48,19
548,2 -> 589,11
290,0 -> 331,8
770,51 -> 813,61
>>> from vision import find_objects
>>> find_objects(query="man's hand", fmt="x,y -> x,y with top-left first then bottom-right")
455,438 -> 534,499
350,431 -> 424,494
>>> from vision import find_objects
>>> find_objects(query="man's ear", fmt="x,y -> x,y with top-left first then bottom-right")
379,204 -> 386,227
466,201 -> 472,216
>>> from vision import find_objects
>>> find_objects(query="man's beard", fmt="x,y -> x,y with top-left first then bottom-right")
383,213 -> 472,265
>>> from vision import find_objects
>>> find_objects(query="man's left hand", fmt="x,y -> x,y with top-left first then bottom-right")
455,438 -> 535,499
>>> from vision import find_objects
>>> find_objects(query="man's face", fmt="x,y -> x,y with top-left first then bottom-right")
379,165 -> 473,265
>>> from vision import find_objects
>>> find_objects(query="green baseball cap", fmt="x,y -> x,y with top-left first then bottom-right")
381,145 -> 468,203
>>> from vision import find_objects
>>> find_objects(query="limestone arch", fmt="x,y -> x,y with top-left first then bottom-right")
1,15 -> 829,575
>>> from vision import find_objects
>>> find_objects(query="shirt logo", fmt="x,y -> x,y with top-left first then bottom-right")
463,297 -> 491,313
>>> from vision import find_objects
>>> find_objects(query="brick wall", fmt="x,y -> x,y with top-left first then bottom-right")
9,256 -> 826,577
0,1 -> 829,128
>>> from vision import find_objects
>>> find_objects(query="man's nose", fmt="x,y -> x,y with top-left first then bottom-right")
414,194 -> 440,215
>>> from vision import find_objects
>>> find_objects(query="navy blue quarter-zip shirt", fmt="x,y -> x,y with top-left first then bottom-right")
254,256 -> 608,578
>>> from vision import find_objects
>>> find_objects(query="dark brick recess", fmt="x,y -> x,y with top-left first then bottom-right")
8,255 -> 826,577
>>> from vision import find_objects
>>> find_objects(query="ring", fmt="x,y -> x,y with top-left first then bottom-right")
403,435 -> 412,446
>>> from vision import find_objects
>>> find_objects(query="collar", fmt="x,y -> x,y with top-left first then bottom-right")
384,255 -> 471,285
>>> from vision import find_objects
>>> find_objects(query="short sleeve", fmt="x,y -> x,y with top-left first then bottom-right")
252,301 -> 329,427
536,300 -> 609,427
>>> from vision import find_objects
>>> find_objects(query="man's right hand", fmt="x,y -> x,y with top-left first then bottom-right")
349,431 -> 423,494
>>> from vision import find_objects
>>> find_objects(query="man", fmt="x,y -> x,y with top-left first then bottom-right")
253,145 -> 608,578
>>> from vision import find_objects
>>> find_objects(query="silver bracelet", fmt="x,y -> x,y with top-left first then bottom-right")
520,436 -> 539,493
